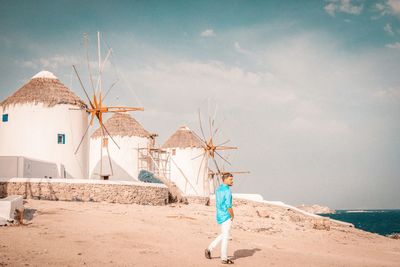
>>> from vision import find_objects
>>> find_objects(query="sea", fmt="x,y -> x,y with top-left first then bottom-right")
319,209 -> 400,237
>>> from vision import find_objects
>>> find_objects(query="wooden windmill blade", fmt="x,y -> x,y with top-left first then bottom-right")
216,139 -> 231,147
72,64 -> 96,155
102,79 -> 119,101
72,65 -> 95,109
74,123 -> 90,155
195,152 -> 207,185
223,171 -> 250,175
215,149 -> 250,178
74,115 -> 96,155
198,109 -> 207,141
215,170 -> 250,187
212,103 -> 218,128
214,151 -> 231,166
212,115 -> 227,138
99,120 -> 120,150
83,33 -> 96,95
71,32 -> 146,179
209,116 -> 213,140
210,155 -> 221,173
215,145 -> 238,151
106,106 -> 144,112
191,129 -> 207,144
68,107 -> 87,111
191,152 -> 205,161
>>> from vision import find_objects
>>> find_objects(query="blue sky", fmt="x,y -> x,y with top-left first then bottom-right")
1,0 -> 400,209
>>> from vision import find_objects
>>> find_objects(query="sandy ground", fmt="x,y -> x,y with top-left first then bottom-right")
1,199 -> 400,267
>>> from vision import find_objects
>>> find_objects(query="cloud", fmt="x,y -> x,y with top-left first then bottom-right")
375,0 -> 400,18
324,3 -> 337,16
384,23 -> 395,35
338,0 -> 364,14
17,55 -> 79,70
200,29 -> 216,37
385,42 -> 400,48
387,0 -> 400,16
285,117 -> 351,136
120,31 -> 400,118
118,32 -> 400,144
126,60 -> 268,105
376,2 -> 385,11
372,87 -> 400,101
234,42 -> 251,55
324,0 -> 363,17
17,60 -> 38,69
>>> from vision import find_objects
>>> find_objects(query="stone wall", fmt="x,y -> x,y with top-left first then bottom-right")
0,178 -> 169,205
185,196 -> 210,205
0,182 -> 6,198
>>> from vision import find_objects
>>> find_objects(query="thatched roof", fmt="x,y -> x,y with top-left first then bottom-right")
0,71 -> 87,110
162,126 -> 204,149
91,113 -> 152,139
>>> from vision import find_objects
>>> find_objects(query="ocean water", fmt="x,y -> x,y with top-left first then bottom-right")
319,209 -> 400,236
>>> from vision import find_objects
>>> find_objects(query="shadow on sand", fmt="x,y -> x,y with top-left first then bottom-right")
232,248 -> 261,260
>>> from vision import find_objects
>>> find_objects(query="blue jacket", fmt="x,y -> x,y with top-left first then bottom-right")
215,184 -> 232,224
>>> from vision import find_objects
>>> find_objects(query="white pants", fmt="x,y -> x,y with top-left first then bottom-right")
208,219 -> 232,260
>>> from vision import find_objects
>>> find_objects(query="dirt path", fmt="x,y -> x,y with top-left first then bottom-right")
1,200 -> 399,266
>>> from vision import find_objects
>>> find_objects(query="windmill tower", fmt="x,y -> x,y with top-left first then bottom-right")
89,113 -> 155,180
0,70 -> 88,178
161,118 -> 242,198
162,126 -> 209,196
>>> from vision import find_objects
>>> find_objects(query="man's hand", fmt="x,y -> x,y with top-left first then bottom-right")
228,208 -> 234,221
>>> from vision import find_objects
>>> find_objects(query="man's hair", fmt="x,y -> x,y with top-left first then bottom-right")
222,173 -> 233,181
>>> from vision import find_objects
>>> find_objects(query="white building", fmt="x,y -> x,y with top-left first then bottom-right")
162,126 -> 211,197
0,71 -> 89,179
89,113 -> 154,181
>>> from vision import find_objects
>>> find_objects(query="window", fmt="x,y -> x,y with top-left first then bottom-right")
2,114 -> 8,122
57,134 -> 65,144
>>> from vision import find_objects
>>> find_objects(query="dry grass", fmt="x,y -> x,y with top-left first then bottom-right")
0,77 -> 86,110
162,126 -> 203,148
91,113 -> 151,138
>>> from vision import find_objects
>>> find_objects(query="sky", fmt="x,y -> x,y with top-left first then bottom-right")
0,0 -> 399,209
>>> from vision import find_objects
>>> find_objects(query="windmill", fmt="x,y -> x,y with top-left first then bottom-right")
191,107 -> 249,201
72,32 -> 144,179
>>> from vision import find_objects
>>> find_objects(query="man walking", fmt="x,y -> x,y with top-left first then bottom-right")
205,173 -> 234,264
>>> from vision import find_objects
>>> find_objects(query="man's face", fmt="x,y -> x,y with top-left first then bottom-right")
224,176 -> 234,186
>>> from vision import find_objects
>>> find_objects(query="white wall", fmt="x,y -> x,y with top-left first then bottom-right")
89,135 -> 151,181
167,147 -> 211,197
0,103 -> 89,179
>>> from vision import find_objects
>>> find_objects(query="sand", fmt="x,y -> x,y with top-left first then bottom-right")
1,199 -> 399,267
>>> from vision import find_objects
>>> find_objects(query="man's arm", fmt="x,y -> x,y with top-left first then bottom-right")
226,190 -> 234,220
